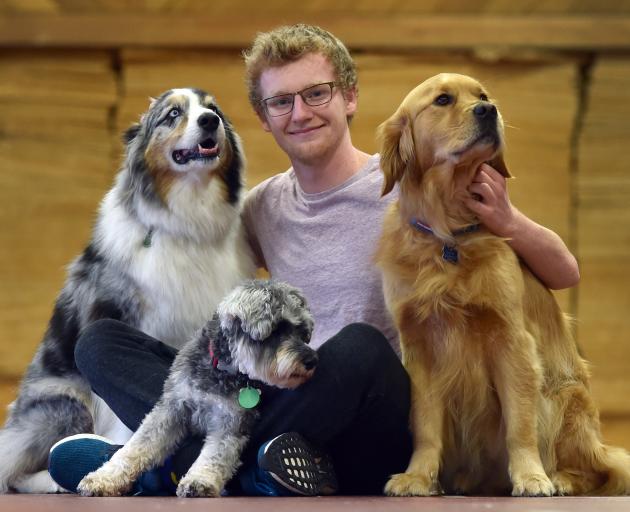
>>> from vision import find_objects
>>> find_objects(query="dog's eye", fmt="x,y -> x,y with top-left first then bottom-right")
480,93 -> 489,101
169,108 -> 180,118
434,94 -> 453,106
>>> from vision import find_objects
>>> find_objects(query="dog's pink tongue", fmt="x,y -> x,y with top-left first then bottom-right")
197,144 -> 218,156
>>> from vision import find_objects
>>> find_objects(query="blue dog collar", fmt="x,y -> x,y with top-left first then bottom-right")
410,218 -> 480,264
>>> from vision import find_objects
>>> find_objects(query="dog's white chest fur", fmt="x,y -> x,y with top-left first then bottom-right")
96,181 -> 253,350
136,234 -> 247,347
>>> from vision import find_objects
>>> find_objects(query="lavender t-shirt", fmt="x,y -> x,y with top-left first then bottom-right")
242,154 -> 399,353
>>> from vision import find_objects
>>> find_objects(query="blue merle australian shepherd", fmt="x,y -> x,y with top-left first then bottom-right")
0,88 -> 255,493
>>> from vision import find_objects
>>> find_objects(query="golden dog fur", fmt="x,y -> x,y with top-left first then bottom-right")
376,73 -> 630,496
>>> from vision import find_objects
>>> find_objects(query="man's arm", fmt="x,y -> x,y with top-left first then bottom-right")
241,188 -> 267,271
465,164 -> 580,290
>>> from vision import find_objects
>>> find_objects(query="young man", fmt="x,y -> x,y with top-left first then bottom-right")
48,24 -> 579,497
240,24 -> 579,355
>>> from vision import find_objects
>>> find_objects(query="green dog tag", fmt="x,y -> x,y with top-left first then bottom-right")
238,386 -> 261,409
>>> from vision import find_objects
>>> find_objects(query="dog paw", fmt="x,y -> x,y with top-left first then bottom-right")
550,471 -> 575,496
77,471 -> 129,497
176,475 -> 220,498
511,472 -> 555,497
385,472 -> 443,497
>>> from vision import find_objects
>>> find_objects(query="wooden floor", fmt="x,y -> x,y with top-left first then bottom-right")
1,495 -> 630,512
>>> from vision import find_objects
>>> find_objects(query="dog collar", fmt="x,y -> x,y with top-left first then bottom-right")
142,227 -> 155,248
208,339 -> 262,409
410,218 -> 480,264
208,344 -> 238,375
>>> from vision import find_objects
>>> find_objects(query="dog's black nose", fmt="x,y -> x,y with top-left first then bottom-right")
198,113 -> 220,131
302,352 -> 318,371
473,102 -> 497,120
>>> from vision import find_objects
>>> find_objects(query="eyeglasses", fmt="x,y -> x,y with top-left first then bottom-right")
261,82 -> 336,117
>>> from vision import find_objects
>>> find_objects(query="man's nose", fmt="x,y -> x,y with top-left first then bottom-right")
290,94 -> 312,120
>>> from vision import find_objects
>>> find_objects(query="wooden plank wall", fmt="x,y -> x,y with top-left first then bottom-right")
1,1 -> 629,453
577,58 -> 630,422
0,50 -> 118,374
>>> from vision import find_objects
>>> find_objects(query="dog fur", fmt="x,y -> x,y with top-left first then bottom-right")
376,73 -> 630,497
0,88 -> 255,493
76,279 -> 317,498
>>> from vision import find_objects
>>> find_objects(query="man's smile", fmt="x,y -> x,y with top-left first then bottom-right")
288,124 -> 325,136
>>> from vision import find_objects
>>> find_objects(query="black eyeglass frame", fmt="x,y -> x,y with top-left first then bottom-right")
260,82 -> 337,117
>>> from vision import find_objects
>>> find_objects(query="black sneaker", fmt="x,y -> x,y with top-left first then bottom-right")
257,432 -> 338,496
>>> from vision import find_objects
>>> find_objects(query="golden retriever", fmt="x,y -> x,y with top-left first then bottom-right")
375,73 -> 630,496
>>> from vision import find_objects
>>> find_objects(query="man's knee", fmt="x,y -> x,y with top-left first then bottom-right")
74,318 -> 124,376
335,322 -> 395,359
321,322 -> 402,380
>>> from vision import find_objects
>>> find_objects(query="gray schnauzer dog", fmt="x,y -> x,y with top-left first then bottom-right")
77,279 -> 317,498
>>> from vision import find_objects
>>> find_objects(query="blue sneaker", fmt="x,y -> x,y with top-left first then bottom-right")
255,432 -> 338,496
48,434 -> 176,496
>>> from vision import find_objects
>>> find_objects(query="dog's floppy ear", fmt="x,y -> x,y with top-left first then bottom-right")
217,285 -> 277,341
487,151 -> 512,178
378,108 -> 415,196
123,123 -> 142,145
285,288 -> 315,339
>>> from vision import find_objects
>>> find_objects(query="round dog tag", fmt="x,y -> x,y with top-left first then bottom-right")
238,386 -> 261,409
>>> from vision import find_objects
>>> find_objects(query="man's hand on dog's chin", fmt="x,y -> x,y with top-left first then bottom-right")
465,163 -> 518,238
465,163 -> 580,289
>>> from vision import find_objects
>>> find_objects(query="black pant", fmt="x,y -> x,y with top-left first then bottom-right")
74,319 -> 412,495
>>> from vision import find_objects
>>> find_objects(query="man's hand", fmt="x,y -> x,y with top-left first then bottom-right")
463,163 -> 579,290
464,163 -> 515,238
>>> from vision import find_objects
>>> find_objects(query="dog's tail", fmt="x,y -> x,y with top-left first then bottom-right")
0,423 -> 45,493
0,394 -> 94,493
551,381 -> 630,496
591,443 -> 630,496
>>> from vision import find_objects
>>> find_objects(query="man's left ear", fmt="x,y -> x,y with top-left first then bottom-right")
488,151 -> 512,178
343,87 -> 358,117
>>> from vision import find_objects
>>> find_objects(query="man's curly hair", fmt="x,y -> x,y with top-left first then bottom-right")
243,24 -> 358,117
